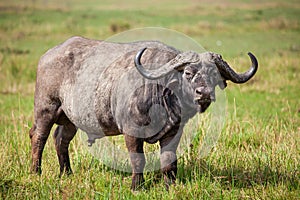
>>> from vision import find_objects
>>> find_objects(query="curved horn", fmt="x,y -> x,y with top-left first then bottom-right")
134,48 -> 175,80
216,52 -> 258,83
134,48 -> 200,80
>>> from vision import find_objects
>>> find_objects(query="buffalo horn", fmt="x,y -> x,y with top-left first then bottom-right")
134,48 -> 199,80
134,48 -> 176,80
216,52 -> 258,83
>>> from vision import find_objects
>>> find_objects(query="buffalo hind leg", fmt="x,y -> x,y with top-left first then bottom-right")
29,109 -> 57,174
53,119 -> 77,176
124,134 -> 145,190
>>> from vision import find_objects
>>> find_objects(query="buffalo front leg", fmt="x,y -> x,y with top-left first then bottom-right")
124,134 -> 145,190
159,129 -> 182,190
53,122 -> 77,176
160,149 -> 177,190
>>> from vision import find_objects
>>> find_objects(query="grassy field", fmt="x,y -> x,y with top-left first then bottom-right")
0,0 -> 299,199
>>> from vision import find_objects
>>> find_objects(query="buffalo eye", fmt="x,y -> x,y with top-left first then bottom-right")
184,70 -> 194,79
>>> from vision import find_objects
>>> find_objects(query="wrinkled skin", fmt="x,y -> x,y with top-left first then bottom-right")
29,36 -> 257,190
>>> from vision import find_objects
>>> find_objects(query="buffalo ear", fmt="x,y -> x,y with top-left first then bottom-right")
218,79 -> 227,90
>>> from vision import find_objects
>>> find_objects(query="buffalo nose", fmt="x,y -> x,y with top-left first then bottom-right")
195,88 -> 202,96
195,87 -> 212,100
195,87 -> 207,96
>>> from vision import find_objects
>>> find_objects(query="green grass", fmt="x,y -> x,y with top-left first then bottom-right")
0,0 -> 299,199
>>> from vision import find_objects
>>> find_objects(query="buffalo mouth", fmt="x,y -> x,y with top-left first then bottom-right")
194,98 -> 211,113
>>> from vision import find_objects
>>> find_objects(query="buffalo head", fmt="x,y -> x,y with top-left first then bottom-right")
134,48 -> 258,113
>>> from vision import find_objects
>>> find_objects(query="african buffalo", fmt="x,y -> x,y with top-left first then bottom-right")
29,36 -> 258,190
